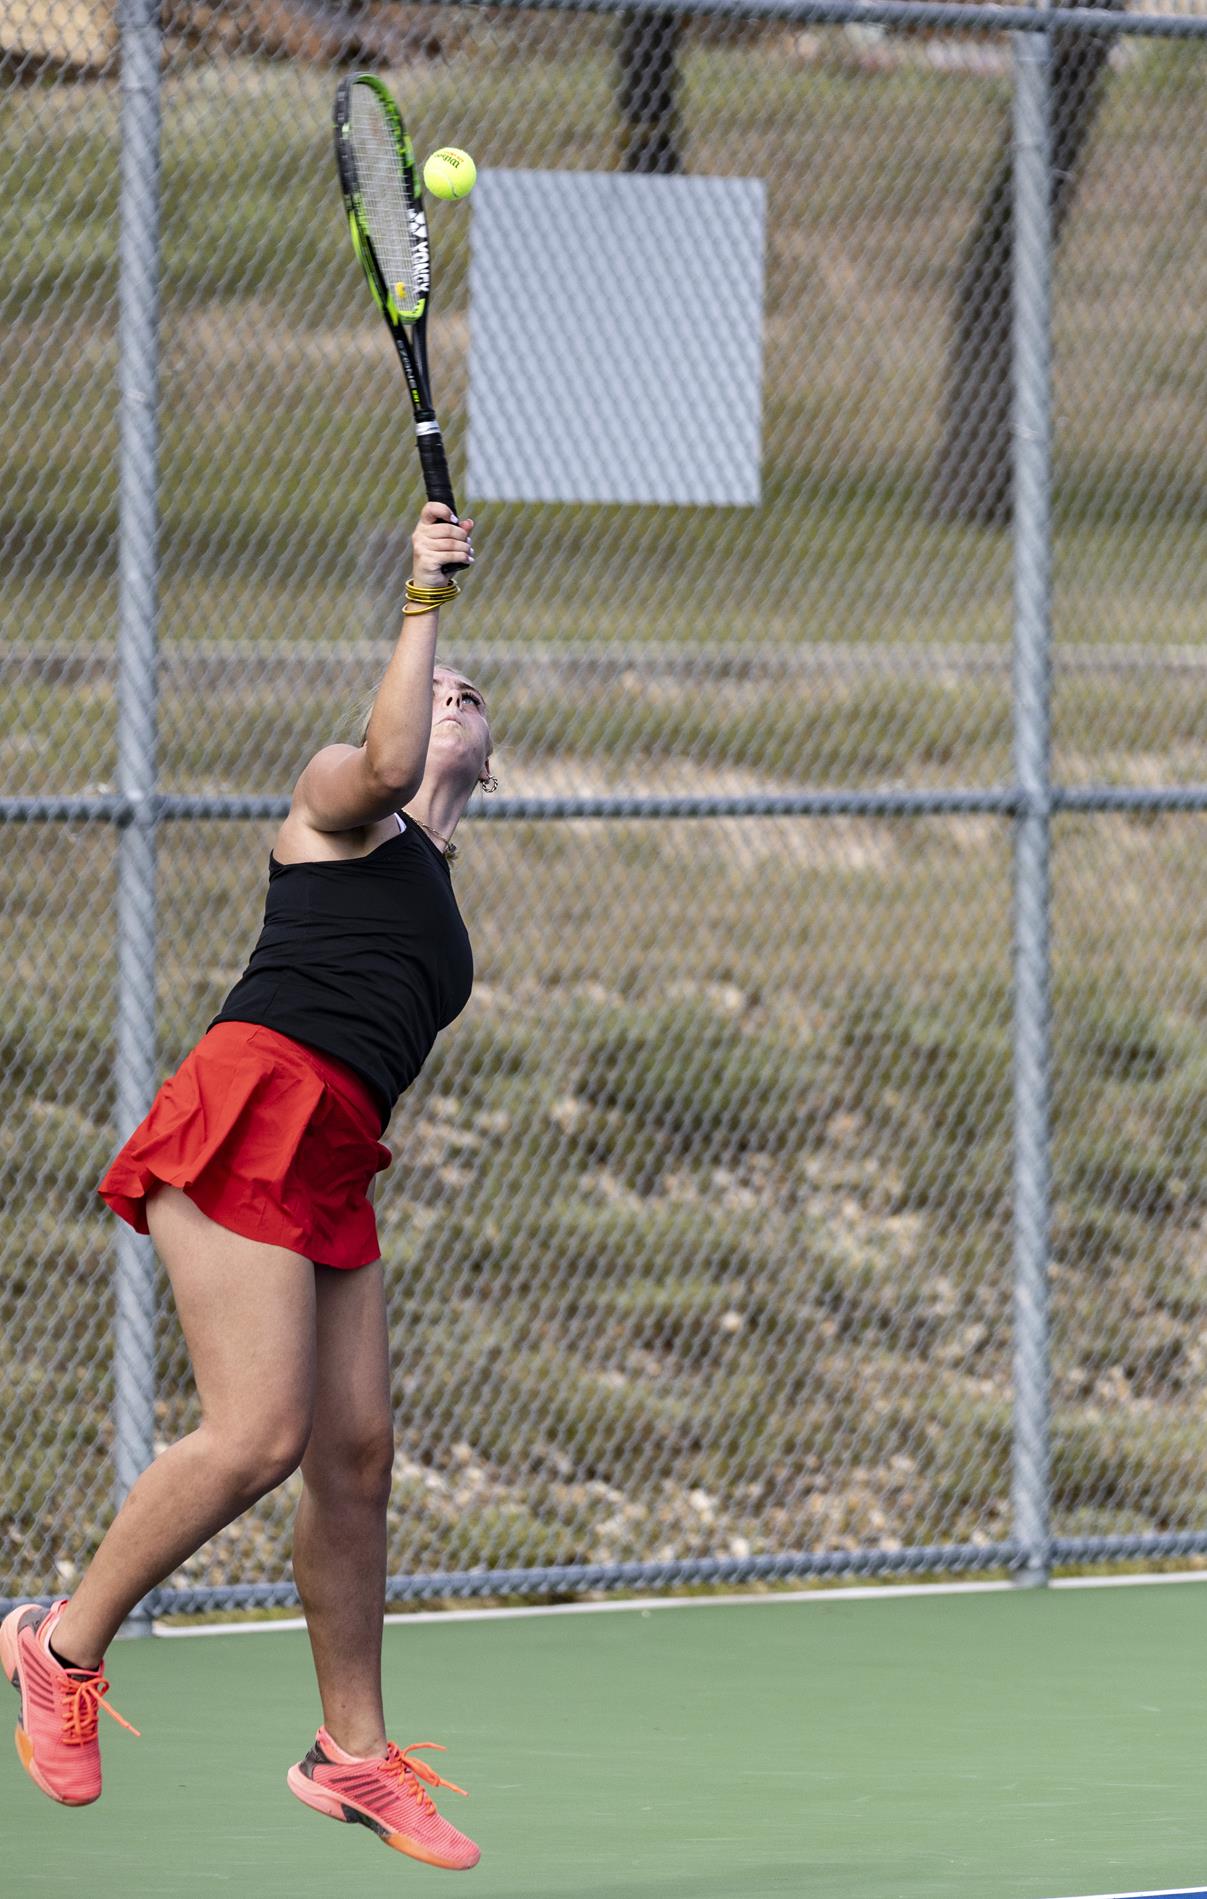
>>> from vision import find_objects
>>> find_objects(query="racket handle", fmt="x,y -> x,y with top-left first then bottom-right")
416,422 -> 457,514
415,424 -> 466,578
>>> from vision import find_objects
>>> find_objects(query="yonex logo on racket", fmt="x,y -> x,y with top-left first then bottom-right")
407,208 -> 431,295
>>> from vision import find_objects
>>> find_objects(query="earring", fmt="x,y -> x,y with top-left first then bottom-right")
479,772 -> 499,794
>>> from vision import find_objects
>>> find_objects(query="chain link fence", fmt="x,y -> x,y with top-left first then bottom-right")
1,0 -> 1204,1615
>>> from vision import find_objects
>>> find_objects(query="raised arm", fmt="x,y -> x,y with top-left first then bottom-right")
291,504 -> 474,833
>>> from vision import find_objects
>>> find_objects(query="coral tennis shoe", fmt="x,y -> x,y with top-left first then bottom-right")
288,1727 -> 481,1869
0,1599 -> 139,1806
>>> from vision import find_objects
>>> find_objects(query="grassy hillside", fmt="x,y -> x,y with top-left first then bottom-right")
1,808 -> 1202,1600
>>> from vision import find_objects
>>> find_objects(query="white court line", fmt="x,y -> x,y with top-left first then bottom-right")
153,1580 -> 1011,1636
1050,1571 -> 1207,1590
151,1568 -> 1207,1638
1042,1888 -> 1207,1898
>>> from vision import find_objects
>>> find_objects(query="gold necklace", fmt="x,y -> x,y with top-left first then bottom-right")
415,818 -> 457,862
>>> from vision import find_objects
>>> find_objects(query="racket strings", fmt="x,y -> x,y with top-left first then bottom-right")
349,90 -> 423,316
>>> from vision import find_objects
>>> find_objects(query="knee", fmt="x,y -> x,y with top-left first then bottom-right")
304,1419 -> 395,1510
208,1416 -> 312,1504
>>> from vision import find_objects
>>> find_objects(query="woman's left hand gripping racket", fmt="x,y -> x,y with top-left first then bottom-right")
333,74 -> 467,572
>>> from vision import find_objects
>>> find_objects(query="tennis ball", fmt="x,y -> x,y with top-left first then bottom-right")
423,148 -> 477,202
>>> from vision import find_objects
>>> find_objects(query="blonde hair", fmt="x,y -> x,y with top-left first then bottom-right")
351,663 -> 496,780
352,676 -> 383,748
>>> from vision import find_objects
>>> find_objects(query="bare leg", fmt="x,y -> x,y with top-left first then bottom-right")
54,1186 -> 317,1667
292,1260 -> 394,1758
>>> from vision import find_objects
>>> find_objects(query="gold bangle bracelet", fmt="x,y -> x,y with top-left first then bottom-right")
405,578 -> 460,606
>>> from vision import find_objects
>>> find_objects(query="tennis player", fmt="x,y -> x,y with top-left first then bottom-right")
1,503 -> 489,1872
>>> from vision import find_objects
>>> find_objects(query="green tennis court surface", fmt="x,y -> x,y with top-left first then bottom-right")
5,1582 -> 1204,1897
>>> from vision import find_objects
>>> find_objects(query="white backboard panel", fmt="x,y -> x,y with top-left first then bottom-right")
467,169 -> 765,508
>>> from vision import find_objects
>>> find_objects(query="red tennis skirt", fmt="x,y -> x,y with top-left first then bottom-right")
97,1021 -> 392,1270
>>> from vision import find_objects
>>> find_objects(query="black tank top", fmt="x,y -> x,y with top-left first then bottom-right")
209,816 -> 473,1130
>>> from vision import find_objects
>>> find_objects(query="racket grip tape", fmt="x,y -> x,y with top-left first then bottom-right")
415,425 -> 467,579
416,424 -> 457,516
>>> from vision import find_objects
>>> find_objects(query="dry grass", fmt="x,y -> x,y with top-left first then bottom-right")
1,810 -> 1203,1597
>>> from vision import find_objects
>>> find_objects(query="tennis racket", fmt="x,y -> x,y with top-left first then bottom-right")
333,73 -> 465,569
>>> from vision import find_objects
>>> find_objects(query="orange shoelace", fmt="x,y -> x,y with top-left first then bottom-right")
57,1670 -> 141,1746
383,1742 -> 469,1815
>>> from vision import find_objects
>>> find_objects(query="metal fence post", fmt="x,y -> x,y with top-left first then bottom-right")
112,0 -> 163,1638
1011,14 -> 1055,1588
